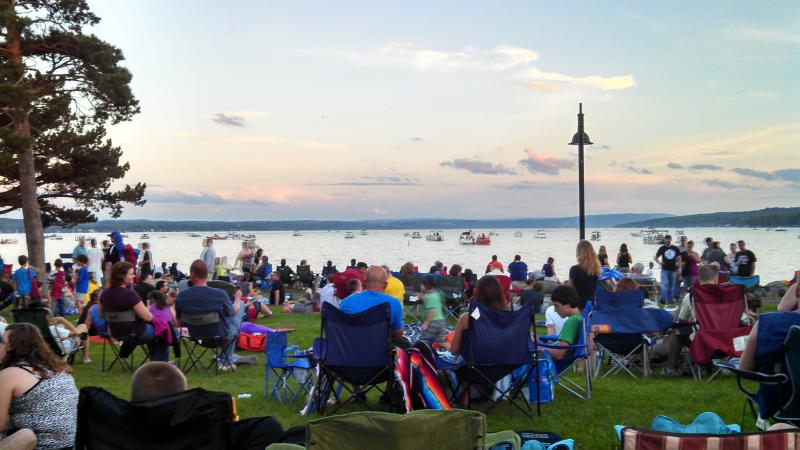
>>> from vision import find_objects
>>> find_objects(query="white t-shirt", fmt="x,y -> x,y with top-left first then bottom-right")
87,247 -> 103,272
545,305 -> 567,335
320,283 -> 339,309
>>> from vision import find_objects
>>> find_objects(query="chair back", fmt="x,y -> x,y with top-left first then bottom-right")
776,325 -> 800,423
76,387 -> 234,450
692,283 -> 746,331
620,427 -> 800,450
593,287 -> 643,311
397,273 -> 422,293
439,275 -> 465,302
206,280 -> 236,301
103,309 -> 140,342
319,302 -> 390,368
297,265 -> 313,282
728,275 -> 761,290
266,331 -> 289,369
180,311 -> 227,338
591,288 -> 673,335
105,309 -> 136,323
468,302 -> 533,374
12,307 -> 65,357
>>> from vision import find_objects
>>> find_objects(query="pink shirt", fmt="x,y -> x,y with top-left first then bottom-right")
148,304 -> 173,323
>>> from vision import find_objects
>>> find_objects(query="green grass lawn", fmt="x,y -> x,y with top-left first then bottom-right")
60,302 -> 773,449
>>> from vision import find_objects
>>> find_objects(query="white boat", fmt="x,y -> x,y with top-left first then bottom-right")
403,232 -> 411,237
293,231 -> 302,237
489,231 -> 500,237
458,230 -> 476,245
590,231 -> 601,241
45,233 -> 62,240
425,231 -> 444,241
642,228 -> 669,245
344,231 -> 355,239
514,231 -> 523,238
775,228 -> 788,232
674,229 -> 687,240
140,234 -> 150,240
411,232 -> 422,239
535,229 -> 546,239
188,233 -> 202,237
0,238 -> 18,244
360,230 -> 368,236
630,231 -> 643,237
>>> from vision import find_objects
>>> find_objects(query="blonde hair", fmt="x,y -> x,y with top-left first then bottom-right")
576,240 -> 602,276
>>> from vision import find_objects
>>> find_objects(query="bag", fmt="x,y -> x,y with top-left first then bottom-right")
517,357 -> 555,404
29,269 -> 41,301
237,333 -> 266,352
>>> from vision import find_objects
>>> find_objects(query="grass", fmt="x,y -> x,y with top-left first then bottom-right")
17,300 -> 776,449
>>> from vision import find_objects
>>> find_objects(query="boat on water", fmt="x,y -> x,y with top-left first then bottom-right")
674,229 -> 687,239
642,228 -> 669,245
293,231 -> 302,237
458,230 -> 476,245
775,228 -> 788,232
425,231 -> 444,241
535,229 -> 547,239
188,233 -> 202,238
0,238 -> 18,244
120,233 -> 129,238
590,231 -> 601,241
403,232 -> 411,237
45,234 -> 63,240
411,232 -> 422,239
514,231 -> 523,238
476,233 -> 491,245
630,230 -> 643,237
140,234 -> 150,240
344,232 -> 355,239
360,230 -> 368,236
489,231 -> 500,237
206,234 -> 227,240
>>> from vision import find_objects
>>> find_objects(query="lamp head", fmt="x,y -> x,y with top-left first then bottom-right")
569,131 -> 593,146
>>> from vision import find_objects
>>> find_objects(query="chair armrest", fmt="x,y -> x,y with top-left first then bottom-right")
539,335 -> 560,342
712,360 -> 788,384
533,342 -> 588,352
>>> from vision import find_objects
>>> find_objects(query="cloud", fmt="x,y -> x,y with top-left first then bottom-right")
373,207 -> 388,215
519,150 -> 574,175
410,137 -> 424,142
702,179 -> 760,190
626,166 -> 653,175
598,145 -> 611,150
608,160 -> 618,167
315,176 -> 422,186
210,111 -> 266,128
495,181 -> 547,190
148,191 -> 273,207
775,169 -> 800,182
731,168 -> 775,180
667,162 -> 683,169
688,163 -> 723,171
296,140 -> 346,150
521,67 -> 636,91
724,25 -> 800,45
441,158 -> 517,175
702,149 -> 739,156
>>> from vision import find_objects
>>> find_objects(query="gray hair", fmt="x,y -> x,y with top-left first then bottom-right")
631,262 -> 645,274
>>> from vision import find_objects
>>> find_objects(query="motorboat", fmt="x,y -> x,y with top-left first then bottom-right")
140,234 -> 150,240
0,238 -> 18,244
45,234 -> 63,240
535,229 -> 546,239
489,231 -> 499,237
775,228 -> 788,232
630,230 -> 643,237
513,231 -> 523,238
642,229 -> 669,245
425,231 -> 444,241
344,231 -> 355,239
360,230 -> 368,236
590,231 -> 601,241
458,230 -> 476,245
403,232 -> 411,237
206,234 -> 227,240
242,233 -> 256,240
674,229 -> 687,240
293,231 -> 302,237
188,233 -> 202,237
411,232 -> 422,239
475,233 -> 491,245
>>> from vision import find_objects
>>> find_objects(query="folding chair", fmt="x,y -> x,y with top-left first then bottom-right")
714,319 -> 800,429
264,330 -> 314,403
296,265 -> 315,288
534,301 -> 593,400
104,309 -> 151,372
440,302 -> 539,417
179,311 -> 235,375
590,288 -> 673,379
76,387 -> 235,449
438,274 -> 467,320
688,282 -> 752,381
397,273 -> 424,323
312,302 -> 395,415
11,306 -> 82,363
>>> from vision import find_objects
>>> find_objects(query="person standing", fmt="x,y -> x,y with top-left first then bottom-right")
200,239 -> 216,280
680,240 -> 700,292
654,235 -> 682,304
567,241 -> 601,309
138,242 -> 153,279
734,240 -> 757,277
727,242 -> 739,275
87,238 -> 103,284
72,238 -> 88,260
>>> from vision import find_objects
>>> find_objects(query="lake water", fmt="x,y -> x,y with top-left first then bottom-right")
1,228 -> 797,283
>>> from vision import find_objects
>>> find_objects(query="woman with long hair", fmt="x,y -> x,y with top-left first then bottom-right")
616,243 -> 633,272
236,242 -> 255,274
0,323 -> 79,449
449,275 -> 509,355
597,245 -> 609,267
568,240 -> 601,309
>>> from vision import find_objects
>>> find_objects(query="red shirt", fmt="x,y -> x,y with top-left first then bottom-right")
50,270 -> 65,300
334,267 -> 365,299
485,260 -> 504,274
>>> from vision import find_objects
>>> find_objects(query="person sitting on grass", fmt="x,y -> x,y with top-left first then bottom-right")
129,361 -> 290,448
420,277 -> 448,349
536,285 -> 582,361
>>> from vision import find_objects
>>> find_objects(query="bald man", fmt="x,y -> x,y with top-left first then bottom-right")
339,265 -> 405,343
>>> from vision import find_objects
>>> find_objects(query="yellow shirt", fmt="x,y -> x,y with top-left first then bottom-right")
87,280 -> 100,297
384,276 -> 405,307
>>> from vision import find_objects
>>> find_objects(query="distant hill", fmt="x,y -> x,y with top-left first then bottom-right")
618,207 -> 800,228
0,213 -> 670,233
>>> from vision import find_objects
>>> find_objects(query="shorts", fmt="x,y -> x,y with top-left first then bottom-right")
75,292 -> 87,303
422,320 -> 448,344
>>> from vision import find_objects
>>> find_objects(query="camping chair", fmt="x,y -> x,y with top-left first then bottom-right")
179,311 -> 235,375
312,302 -> 395,415
264,330 -> 314,403
104,310 -> 151,372
590,288 -> 673,379
439,274 -> 467,320
618,426 -> 800,450
11,306 -> 81,363
207,280 -> 237,301
689,282 -> 752,381
296,265 -> 314,288
714,323 -> 800,429
533,301 -> 593,400
75,387 -> 235,450
439,302 -> 539,417
397,273 -> 424,323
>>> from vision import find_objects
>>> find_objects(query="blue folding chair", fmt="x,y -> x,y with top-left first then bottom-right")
312,302 -> 395,415
264,331 -> 313,403
442,302 -> 539,417
533,300 -> 593,400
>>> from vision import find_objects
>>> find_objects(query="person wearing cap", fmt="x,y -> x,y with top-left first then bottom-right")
333,262 -> 367,300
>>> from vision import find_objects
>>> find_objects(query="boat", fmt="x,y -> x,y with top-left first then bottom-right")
45,234 -> 63,240
411,232 -> 422,239
360,230 -> 368,236
674,229 -> 687,240
0,238 -> 18,244
425,231 -> 444,241
242,233 -> 256,240
206,234 -> 227,240
475,233 -> 491,245
642,228 -> 669,245
403,232 -> 411,237
513,231 -> 523,238
293,231 -> 302,237
188,233 -> 202,237
120,233 -> 129,238
775,228 -> 788,232
535,229 -> 547,239
630,231 -> 643,237
458,230 -> 476,245
590,231 -> 601,241
344,232 -> 355,239
140,234 -> 150,240
489,231 -> 500,237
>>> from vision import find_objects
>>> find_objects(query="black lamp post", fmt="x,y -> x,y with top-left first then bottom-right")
569,103 -> 593,241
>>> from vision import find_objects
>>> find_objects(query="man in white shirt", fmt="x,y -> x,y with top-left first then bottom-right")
87,238 -> 103,284
545,304 -> 568,335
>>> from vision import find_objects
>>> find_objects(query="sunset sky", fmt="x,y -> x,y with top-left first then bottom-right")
82,0 -> 799,220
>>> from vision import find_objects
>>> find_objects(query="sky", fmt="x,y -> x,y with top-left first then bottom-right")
77,0 -> 800,221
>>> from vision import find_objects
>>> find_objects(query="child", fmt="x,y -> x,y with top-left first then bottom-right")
539,285 -> 582,361
49,258 -> 66,316
420,277 -> 448,348
148,290 -> 176,324
520,280 -> 545,314
215,256 -> 232,283
74,255 -> 90,315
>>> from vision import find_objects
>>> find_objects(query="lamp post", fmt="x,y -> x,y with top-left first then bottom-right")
569,103 -> 593,241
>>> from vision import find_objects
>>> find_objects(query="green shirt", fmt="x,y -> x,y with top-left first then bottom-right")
423,290 -> 445,322
558,314 -> 582,345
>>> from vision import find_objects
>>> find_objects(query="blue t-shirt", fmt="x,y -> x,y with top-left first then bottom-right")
12,267 -> 37,295
508,261 -> 528,281
75,266 -> 90,293
339,290 -> 404,331
175,285 -> 232,321
542,263 -> 555,277
754,312 -> 800,418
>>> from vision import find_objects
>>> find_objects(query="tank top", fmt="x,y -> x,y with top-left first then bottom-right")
9,364 -> 78,450
617,252 -> 631,268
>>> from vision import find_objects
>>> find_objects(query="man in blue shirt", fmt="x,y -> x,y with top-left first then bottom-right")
340,265 -> 407,345
508,254 -> 528,289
